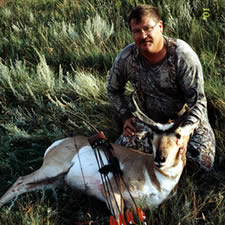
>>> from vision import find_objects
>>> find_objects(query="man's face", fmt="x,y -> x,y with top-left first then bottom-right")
130,16 -> 163,54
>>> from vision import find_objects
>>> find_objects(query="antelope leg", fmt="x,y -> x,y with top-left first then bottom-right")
0,163 -> 72,208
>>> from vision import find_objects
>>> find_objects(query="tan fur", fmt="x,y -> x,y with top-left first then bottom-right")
0,127 -> 194,218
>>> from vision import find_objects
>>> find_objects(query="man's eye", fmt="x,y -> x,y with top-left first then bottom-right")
133,29 -> 140,34
145,26 -> 152,32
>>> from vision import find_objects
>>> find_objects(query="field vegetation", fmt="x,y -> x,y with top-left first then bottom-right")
0,0 -> 224,224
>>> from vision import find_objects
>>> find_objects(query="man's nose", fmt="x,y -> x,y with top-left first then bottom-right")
139,30 -> 148,39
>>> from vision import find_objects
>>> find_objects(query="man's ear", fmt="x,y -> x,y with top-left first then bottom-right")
158,20 -> 163,33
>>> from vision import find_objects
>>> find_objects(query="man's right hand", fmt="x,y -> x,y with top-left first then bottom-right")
123,117 -> 136,137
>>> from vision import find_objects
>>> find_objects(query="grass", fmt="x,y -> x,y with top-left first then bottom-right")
0,0 -> 225,224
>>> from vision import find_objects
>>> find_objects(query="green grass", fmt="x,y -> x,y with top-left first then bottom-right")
0,0 -> 225,224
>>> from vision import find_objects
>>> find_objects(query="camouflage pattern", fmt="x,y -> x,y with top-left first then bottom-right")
115,119 -> 154,153
107,36 -> 216,171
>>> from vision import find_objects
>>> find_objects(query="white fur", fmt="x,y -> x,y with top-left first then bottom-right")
65,146 -> 111,201
131,162 -> 183,209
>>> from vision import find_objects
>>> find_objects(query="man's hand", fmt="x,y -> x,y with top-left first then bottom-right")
123,117 -> 136,137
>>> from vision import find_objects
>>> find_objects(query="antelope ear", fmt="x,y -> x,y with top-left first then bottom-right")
176,138 -> 183,146
178,146 -> 186,156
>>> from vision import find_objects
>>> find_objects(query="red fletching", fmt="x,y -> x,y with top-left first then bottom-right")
119,213 -> 127,225
110,216 -> 118,225
136,207 -> 146,222
126,209 -> 135,224
98,131 -> 106,140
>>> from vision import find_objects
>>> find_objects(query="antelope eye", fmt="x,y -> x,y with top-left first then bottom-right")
176,133 -> 181,139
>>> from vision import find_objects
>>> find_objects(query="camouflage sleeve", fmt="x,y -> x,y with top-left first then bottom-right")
107,52 -> 133,122
176,40 -> 207,126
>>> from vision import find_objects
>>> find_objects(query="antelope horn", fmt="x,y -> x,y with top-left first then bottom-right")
167,92 -> 198,132
131,92 -> 173,132
167,105 -> 191,131
132,92 -> 160,129
131,91 -> 198,132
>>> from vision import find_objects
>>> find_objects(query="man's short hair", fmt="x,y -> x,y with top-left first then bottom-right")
128,4 -> 161,30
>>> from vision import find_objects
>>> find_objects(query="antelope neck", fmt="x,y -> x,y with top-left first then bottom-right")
153,160 -> 184,179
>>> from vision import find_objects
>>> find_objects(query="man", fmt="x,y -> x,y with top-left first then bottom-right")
107,5 -> 215,171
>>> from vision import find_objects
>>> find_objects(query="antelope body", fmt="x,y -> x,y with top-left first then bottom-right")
0,94 -> 198,219
0,127 -> 196,217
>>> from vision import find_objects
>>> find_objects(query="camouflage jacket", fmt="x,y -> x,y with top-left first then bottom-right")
107,36 -> 209,126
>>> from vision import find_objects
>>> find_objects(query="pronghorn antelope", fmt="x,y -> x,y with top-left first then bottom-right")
0,97 -> 198,223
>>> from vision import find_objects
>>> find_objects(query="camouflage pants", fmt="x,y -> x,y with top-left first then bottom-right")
115,119 -> 216,171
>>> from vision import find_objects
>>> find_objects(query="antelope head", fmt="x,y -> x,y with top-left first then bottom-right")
132,93 -> 198,170
152,125 -> 192,170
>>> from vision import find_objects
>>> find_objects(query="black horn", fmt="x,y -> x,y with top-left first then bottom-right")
168,91 -> 198,132
131,92 -> 166,132
131,91 -> 198,133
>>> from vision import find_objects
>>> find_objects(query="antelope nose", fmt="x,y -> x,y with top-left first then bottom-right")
155,156 -> 166,168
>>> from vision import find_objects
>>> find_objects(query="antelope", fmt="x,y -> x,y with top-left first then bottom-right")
0,97 -> 198,223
